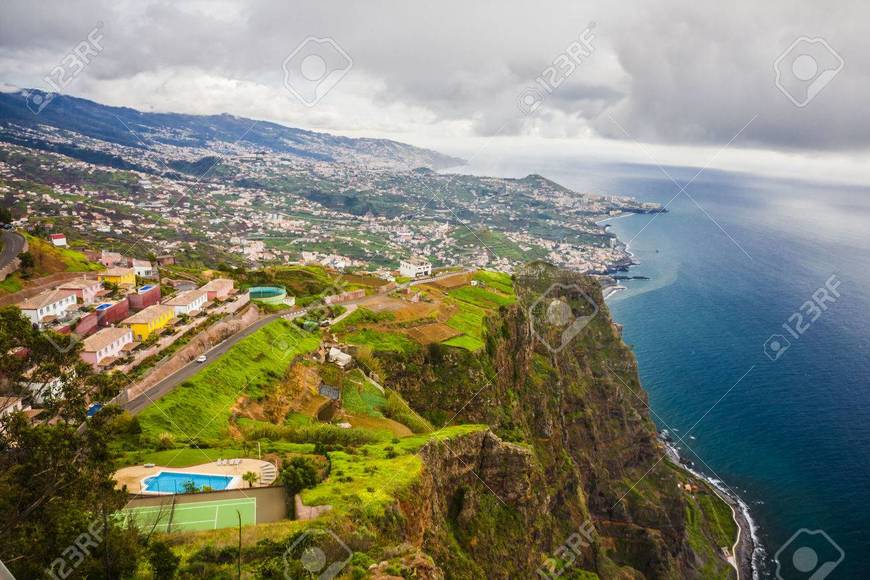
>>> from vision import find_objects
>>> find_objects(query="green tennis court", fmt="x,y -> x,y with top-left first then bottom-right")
121,497 -> 256,532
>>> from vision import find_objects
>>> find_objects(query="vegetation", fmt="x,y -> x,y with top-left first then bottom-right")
345,328 -> 419,354
137,319 -> 320,440
0,307 -> 145,578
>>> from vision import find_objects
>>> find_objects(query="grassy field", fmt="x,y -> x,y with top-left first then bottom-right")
473,270 -> 514,294
341,369 -> 387,417
301,425 -> 485,516
443,299 -> 488,351
345,328 -> 419,354
437,270 -> 516,351
449,285 -> 515,309
25,234 -> 103,273
137,319 -> 320,440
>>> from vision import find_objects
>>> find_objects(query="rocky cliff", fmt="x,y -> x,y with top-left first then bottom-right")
379,263 -> 736,579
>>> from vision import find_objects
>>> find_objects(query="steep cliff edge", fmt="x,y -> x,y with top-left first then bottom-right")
381,263 -> 737,579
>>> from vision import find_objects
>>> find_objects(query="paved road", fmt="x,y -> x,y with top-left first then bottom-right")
0,230 -> 25,272
124,313 -> 282,414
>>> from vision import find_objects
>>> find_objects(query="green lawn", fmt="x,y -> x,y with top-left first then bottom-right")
137,319 -> 320,441
473,270 -> 514,294
442,334 -> 485,351
341,369 -> 388,418
448,285 -> 515,309
301,425 -> 485,516
345,328 -> 418,354
443,299 -> 488,351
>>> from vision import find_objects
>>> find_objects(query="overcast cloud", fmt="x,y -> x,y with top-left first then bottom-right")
1,0 -> 869,172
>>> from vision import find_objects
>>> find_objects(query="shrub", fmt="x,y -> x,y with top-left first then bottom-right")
148,540 -> 180,580
157,432 -> 175,450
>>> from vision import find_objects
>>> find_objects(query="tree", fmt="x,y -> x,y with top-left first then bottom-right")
0,307 -> 143,577
0,206 -> 12,223
280,458 -> 318,497
148,540 -> 180,579
18,251 -> 34,272
242,471 -> 259,488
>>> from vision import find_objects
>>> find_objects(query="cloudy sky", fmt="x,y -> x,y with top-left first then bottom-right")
2,0 -> 869,181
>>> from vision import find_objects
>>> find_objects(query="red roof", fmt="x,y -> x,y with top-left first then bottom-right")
49,233 -> 66,239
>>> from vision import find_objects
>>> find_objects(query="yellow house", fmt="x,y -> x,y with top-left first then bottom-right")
99,267 -> 136,286
121,304 -> 174,340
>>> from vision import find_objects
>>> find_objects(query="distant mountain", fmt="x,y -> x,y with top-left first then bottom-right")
0,89 -> 464,170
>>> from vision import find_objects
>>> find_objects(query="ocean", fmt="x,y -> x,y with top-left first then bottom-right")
461,156 -> 870,578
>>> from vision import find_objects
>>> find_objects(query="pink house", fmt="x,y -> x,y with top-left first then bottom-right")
200,278 -> 235,300
95,299 -> 130,327
57,278 -> 103,305
80,327 -> 133,367
128,284 -> 161,311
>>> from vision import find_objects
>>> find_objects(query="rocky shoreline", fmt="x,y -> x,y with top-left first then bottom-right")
662,435 -> 760,580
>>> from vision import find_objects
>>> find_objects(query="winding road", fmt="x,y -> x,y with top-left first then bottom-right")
0,230 -> 25,274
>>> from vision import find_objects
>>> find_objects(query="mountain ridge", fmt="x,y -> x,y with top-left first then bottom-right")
0,88 -> 465,170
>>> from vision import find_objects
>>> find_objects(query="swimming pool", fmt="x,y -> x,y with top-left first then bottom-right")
141,471 -> 237,494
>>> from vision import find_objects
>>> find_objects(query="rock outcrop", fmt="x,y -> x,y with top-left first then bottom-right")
381,264 -> 735,579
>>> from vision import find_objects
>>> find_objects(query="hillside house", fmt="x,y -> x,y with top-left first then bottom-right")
57,278 -> 103,305
80,327 -> 134,366
99,267 -> 136,286
164,290 -> 207,316
399,257 -> 432,278
49,233 -> 67,247
122,304 -> 174,340
200,278 -> 235,300
17,289 -> 77,327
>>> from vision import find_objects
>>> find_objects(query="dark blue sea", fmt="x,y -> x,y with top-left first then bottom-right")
463,156 -> 870,578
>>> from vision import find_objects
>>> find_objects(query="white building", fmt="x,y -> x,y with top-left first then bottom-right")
49,233 -> 67,247
17,289 -> 78,326
163,290 -> 208,316
328,347 -> 353,369
130,258 -> 158,278
399,257 -> 432,279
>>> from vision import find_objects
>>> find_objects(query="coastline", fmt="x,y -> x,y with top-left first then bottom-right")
597,213 -> 636,301
601,211 -> 761,579
662,437 -> 762,580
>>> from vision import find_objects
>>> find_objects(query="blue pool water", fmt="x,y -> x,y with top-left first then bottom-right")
142,471 -> 234,494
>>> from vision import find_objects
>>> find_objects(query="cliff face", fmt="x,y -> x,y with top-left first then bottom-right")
383,264 -> 734,579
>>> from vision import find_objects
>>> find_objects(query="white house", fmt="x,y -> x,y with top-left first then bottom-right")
17,289 -> 78,326
80,327 -> 134,366
328,347 -> 353,369
163,290 -> 208,316
130,258 -> 158,278
49,233 -> 67,247
399,257 -> 432,279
